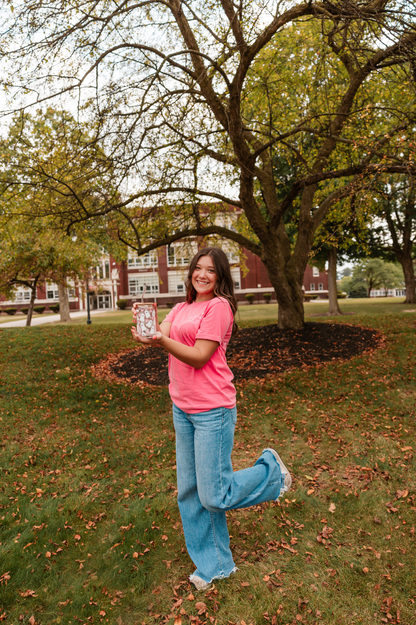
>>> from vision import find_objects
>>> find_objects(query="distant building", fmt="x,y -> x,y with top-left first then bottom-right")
369,288 -> 406,298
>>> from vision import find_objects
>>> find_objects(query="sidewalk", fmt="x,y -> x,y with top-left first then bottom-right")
0,309 -> 113,328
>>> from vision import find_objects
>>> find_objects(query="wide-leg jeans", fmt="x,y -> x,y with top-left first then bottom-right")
172,403 -> 285,583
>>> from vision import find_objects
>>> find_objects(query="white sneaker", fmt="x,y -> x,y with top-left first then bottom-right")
263,448 -> 292,495
189,574 -> 212,592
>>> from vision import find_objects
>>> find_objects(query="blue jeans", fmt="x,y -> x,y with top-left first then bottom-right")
172,403 -> 285,583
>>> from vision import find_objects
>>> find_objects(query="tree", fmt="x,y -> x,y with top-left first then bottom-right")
0,216 -> 105,325
365,174 -> 416,303
1,2 -> 415,328
352,258 -> 403,297
309,193 -> 371,314
0,108 -> 124,322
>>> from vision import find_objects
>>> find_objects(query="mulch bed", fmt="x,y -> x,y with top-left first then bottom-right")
92,321 -> 383,388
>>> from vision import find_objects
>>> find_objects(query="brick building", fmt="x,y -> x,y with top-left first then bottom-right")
1,244 -> 328,312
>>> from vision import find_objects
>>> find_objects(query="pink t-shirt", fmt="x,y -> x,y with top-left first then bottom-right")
164,297 -> 236,413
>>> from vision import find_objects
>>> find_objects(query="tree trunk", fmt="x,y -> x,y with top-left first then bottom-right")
58,283 -> 72,322
327,247 -> 342,315
26,275 -> 40,327
401,255 -> 416,303
262,240 -> 306,330
277,290 -> 305,330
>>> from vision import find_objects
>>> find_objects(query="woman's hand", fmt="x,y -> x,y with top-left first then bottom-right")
131,326 -> 164,346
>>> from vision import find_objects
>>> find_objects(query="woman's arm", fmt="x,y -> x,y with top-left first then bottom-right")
131,325 -> 218,369
159,321 -> 171,338
159,336 -> 218,369
131,302 -> 219,368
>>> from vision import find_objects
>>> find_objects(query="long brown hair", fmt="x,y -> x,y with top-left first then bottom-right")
185,246 -> 238,336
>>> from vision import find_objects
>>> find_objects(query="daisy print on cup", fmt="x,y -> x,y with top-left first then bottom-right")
192,255 -> 217,301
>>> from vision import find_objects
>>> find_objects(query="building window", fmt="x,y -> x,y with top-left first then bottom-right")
105,261 -> 110,279
128,273 -> 159,296
168,271 -> 187,294
318,283 -> 323,291
16,289 -> 31,301
310,283 -> 315,291
128,251 -> 158,269
167,245 -> 192,267
47,285 -> 59,300
312,266 -> 320,277
215,213 -> 238,233
231,267 -> 241,290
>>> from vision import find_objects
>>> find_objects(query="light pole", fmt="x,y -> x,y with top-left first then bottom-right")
86,279 -> 92,325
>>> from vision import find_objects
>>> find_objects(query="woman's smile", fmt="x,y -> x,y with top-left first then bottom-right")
192,255 -> 217,300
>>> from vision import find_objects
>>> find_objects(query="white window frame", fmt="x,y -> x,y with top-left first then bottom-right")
312,266 -> 320,277
46,284 -> 59,300
215,213 -> 238,233
15,288 -> 31,301
128,273 -> 159,296
128,251 -> 158,269
231,267 -> 241,290
167,242 -> 197,268
318,283 -> 323,291
168,271 -> 187,294
310,283 -> 315,291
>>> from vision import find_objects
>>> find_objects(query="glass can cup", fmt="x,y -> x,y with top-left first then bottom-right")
135,304 -> 157,337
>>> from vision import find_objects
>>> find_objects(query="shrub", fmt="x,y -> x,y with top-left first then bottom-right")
5,308 -> 17,315
166,302 -> 174,308
337,291 -> 347,299
34,306 -> 46,314
49,304 -> 60,313
263,293 -> 272,303
349,286 -> 367,299
116,299 -> 128,310
20,308 -> 29,315
244,293 -> 255,305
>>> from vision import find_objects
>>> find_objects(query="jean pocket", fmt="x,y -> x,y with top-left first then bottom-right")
230,407 -> 237,425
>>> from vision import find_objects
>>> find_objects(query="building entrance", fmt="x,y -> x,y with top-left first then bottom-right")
89,291 -> 112,310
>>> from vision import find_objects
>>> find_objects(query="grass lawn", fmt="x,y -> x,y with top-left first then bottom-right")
0,310 -> 415,624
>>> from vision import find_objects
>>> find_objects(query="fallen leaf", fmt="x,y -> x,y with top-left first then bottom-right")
396,489 -> 408,499
329,503 -> 336,513
195,601 -> 207,615
400,446 -> 412,452
45,551 -> 51,558
174,618 -> 182,625
19,590 -> 37,598
363,567 -> 369,574
241,581 -> 250,587
162,535 -> 168,541
307,488 -> 315,495
132,552 -> 139,559
74,534 -> 81,541
99,610 -> 106,616
29,617 -> 35,625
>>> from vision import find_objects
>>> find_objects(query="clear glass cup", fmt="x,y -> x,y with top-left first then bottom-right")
135,304 -> 157,337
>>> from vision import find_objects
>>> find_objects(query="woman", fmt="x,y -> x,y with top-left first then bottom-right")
131,246 -> 291,591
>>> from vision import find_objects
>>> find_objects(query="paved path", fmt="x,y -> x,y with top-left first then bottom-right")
0,309 -> 113,328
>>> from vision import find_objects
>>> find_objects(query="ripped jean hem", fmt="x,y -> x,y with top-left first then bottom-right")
190,566 -> 238,585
